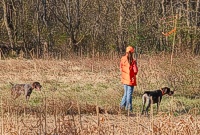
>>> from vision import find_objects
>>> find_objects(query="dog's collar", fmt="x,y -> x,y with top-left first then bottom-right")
160,88 -> 165,95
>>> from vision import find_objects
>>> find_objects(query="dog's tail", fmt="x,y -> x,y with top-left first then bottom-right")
9,82 -> 14,86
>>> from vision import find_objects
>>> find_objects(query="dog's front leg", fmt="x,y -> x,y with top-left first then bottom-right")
26,96 -> 30,102
157,96 -> 160,114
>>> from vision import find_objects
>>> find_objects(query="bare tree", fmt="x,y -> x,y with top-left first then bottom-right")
0,0 -> 200,58
2,0 -> 14,48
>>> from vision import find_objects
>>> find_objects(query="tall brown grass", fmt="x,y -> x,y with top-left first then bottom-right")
0,54 -> 199,134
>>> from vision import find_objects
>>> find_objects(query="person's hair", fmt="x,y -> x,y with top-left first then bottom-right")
127,51 -> 133,65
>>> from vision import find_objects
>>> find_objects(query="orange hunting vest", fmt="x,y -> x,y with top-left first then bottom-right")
120,55 -> 138,86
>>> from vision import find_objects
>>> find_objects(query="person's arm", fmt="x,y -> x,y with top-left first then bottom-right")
133,60 -> 138,75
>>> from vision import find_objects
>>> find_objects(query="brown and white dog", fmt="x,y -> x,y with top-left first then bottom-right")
10,82 -> 42,101
141,87 -> 174,116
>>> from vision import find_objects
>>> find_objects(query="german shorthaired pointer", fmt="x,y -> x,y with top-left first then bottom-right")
141,87 -> 174,116
10,82 -> 42,101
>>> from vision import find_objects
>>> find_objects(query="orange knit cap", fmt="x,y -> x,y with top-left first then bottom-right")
126,46 -> 134,53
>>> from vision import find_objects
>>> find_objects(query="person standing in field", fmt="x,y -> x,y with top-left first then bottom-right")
120,46 -> 138,112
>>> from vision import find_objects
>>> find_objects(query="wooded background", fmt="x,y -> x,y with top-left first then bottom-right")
0,0 -> 199,59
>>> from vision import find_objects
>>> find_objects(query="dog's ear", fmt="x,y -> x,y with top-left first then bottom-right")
164,87 -> 174,95
33,82 -> 42,90
162,87 -> 170,94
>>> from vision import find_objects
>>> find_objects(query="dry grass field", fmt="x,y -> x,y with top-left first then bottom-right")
0,53 -> 199,134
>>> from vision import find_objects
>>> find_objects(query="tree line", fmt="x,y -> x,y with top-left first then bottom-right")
0,0 -> 199,59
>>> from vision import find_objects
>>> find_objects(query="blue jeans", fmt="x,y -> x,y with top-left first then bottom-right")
120,85 -> 134,112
